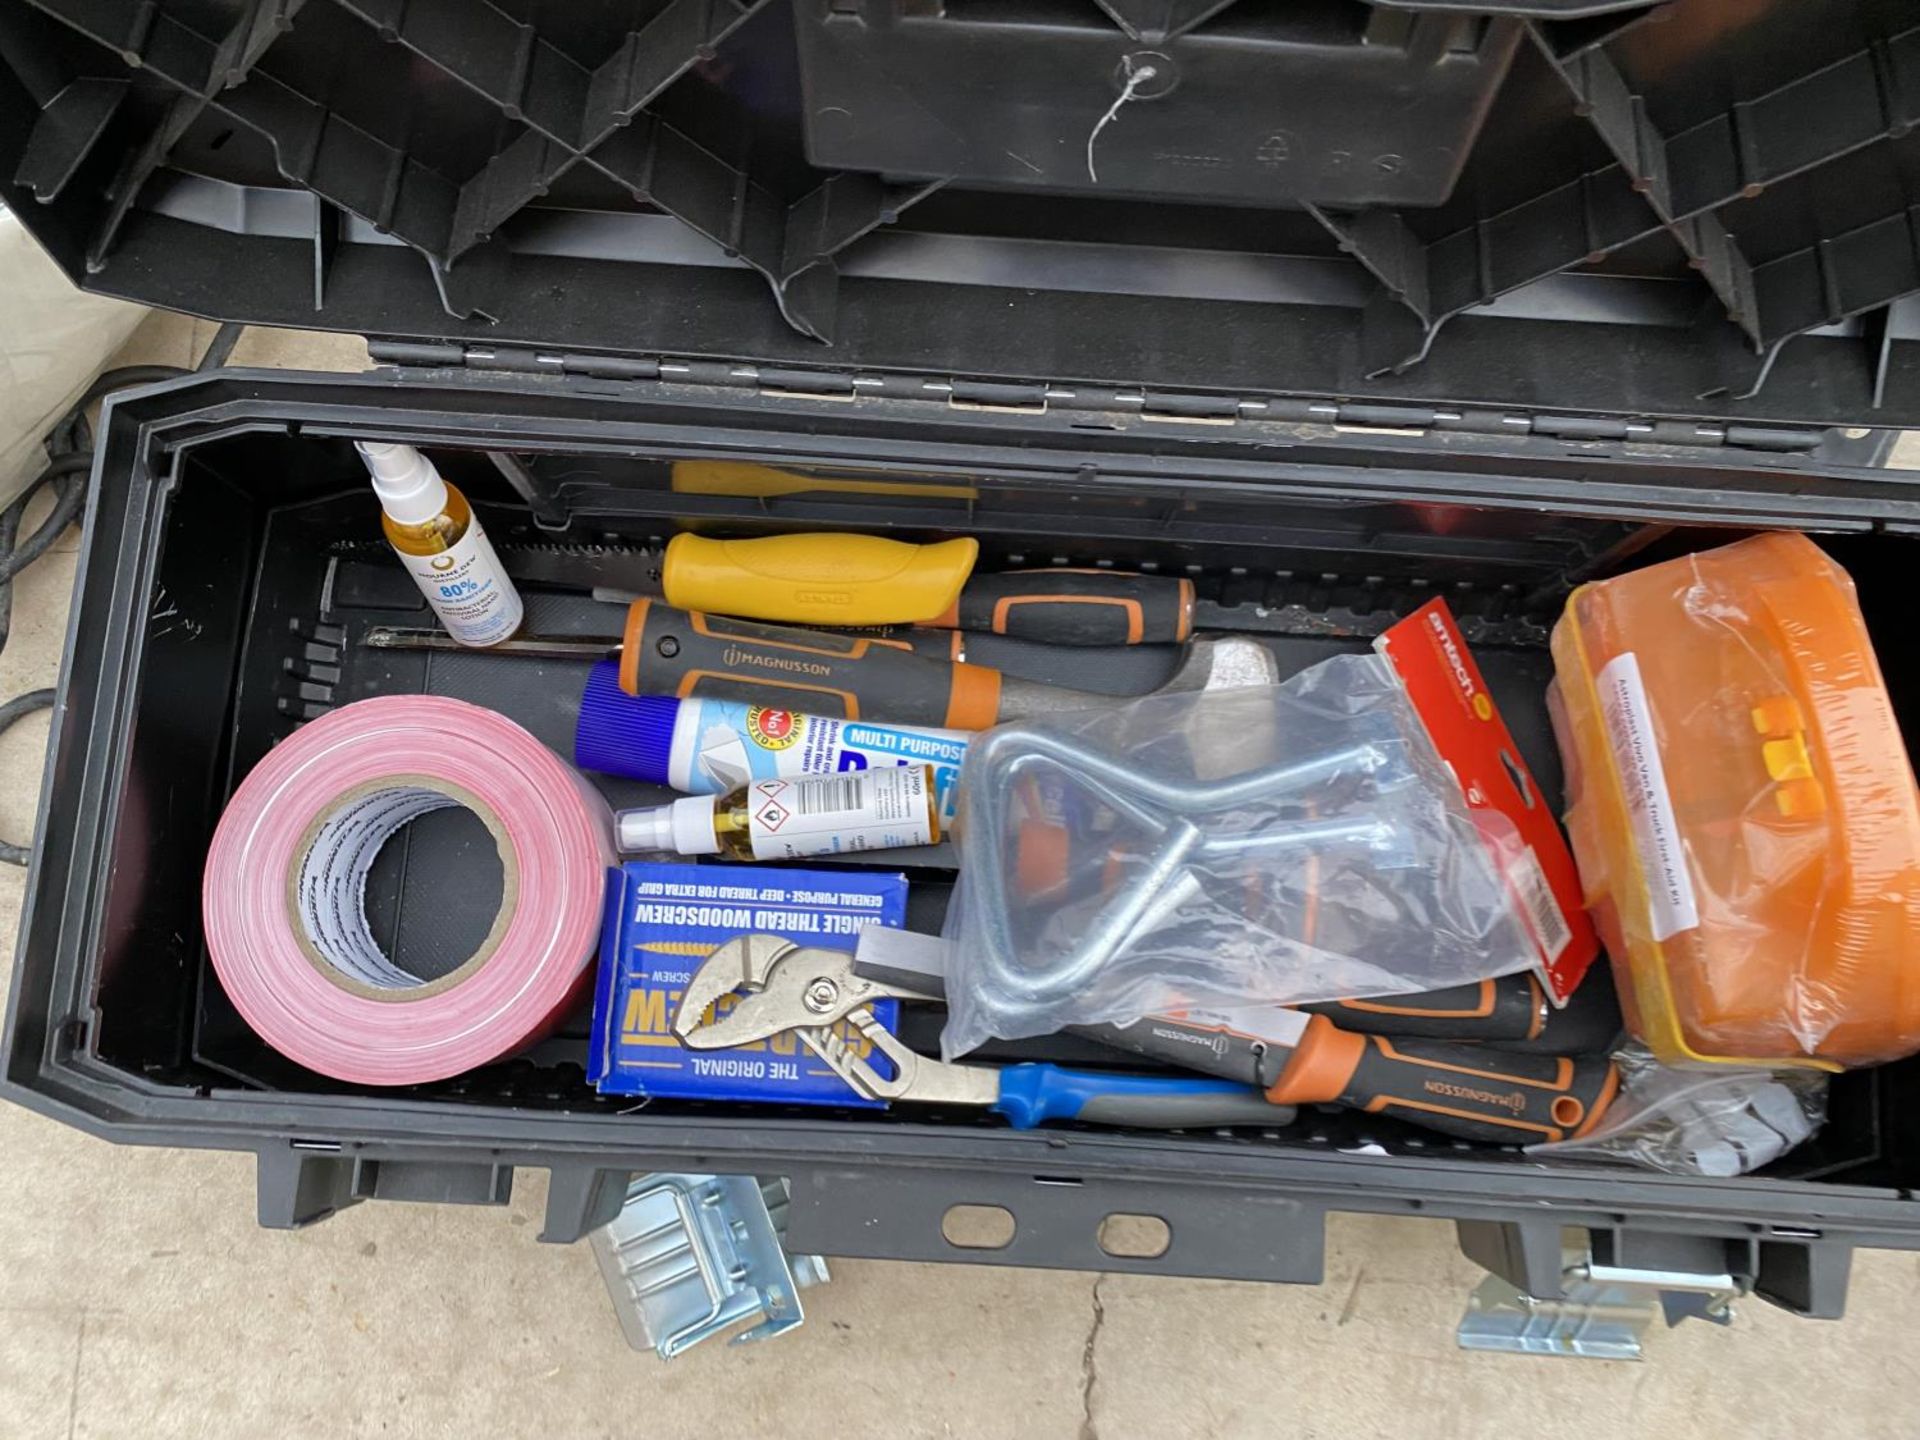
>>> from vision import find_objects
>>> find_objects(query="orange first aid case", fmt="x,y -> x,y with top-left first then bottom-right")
1550,533 -> 1920,1069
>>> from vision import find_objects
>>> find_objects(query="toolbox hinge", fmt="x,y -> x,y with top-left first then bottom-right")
369,343 -> 1855,457
369,340 -> 663,382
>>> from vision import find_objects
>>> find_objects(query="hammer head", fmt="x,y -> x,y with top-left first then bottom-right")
992,636 -> 1279,721
1165,636 -> 1280,695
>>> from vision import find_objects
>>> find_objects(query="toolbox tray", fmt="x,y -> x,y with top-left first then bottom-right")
7,0 -> 1920,1313
8,367 -> 1920,1308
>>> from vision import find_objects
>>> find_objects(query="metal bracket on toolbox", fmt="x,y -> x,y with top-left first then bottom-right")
1458,1245 -> 1741,1361
590,1174 -> 828,1361
1455,1225 -> 1751,1361
1455,1216 -> 1857,1331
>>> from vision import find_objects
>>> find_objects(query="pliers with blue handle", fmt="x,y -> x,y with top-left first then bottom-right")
670,935 -> 1290,1130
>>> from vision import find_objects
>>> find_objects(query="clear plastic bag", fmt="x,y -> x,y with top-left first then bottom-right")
939,653 -> 1541,1058
1530,1046 -> 1826,1176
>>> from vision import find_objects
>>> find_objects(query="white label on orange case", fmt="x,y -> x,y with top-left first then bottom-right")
1597,652 -> 1700,941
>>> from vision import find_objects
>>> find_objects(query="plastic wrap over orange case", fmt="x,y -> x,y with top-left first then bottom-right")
1550,533 -> 1920,1068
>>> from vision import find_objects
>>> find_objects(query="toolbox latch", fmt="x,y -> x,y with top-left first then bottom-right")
1456,1236 -> 1742,1361
588,1174 -> 828,1360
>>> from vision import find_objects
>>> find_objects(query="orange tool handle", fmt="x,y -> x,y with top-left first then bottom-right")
943,571 -> 1193,646
619,600 -> 1004,730
1266,1014 -> 1619,1143
1301,975 -> 1545,1042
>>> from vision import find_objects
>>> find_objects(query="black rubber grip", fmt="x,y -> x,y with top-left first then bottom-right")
1068,1014 -> 1274,1087
871,628 -> 966,661
1302,975 -> 1544,1042
621,601 -> 1004,729
867,628 -> 1189,696
1328,1032 -> 1618,1144
1072,1087 -> 1295,1129
954,571 -> 1192,646
1491,967 -> 1625,1056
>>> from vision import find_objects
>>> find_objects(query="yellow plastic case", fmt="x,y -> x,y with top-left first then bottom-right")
1550,533 -> 1920,1069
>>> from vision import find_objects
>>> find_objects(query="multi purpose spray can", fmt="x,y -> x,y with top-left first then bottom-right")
574,663 -> 969,824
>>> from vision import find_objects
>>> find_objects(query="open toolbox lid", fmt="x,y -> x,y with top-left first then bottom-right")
6,0 -> 1920,428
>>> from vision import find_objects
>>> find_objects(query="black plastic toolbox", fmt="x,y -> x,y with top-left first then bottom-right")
7,0 -> 1920,1319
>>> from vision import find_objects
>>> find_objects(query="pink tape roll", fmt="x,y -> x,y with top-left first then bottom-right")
203,695 -> 613,1085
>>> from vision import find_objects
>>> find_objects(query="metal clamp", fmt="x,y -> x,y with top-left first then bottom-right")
955,719 -> 1416,1026
590,1174 -> 828,1360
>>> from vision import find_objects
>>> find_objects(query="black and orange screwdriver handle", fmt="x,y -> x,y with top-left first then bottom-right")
620,600 -> 1005,729
1302,974 -> 1547,1042
1264,1014 -> 1619,1144
938,571 -> 1193,646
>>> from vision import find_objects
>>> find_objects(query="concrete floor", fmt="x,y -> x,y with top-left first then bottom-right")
2,310 -> 1918,1439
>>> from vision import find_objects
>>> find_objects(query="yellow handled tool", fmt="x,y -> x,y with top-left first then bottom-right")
664,533 -> 980,628
661,533 -> 1192,644
466,530 -> 1193,643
